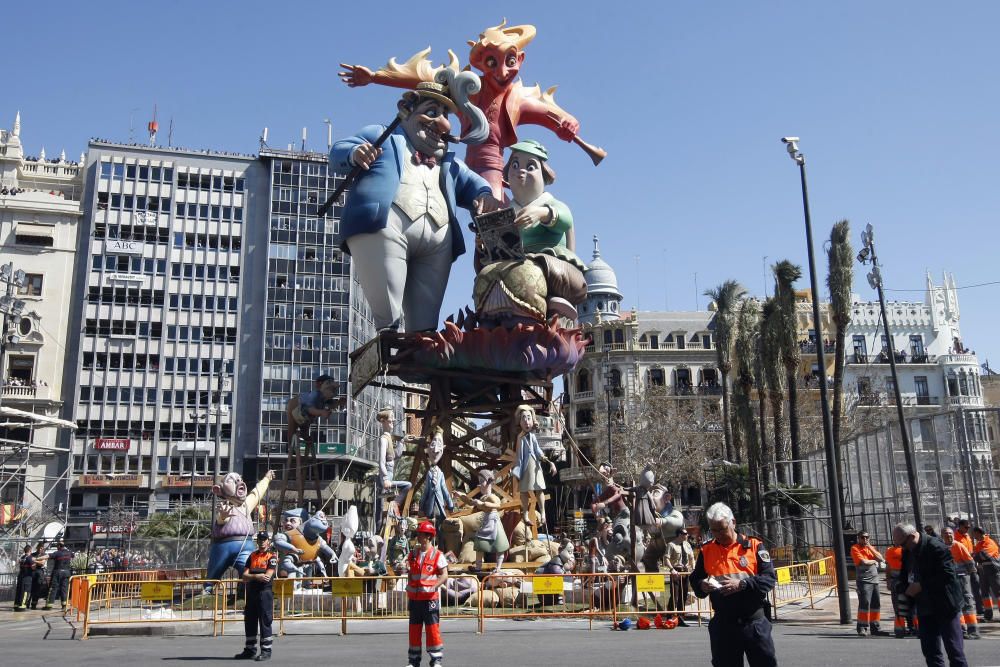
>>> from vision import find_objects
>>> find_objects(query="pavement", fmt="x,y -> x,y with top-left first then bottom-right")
1,592 -> 998,666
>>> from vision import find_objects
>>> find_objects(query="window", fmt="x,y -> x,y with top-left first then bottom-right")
649,334 -> 659,350
675,333 -> 686,350
914,376 -> 930,405
852,335 -> 867,361
17,273 -> 43,296
576,368 -> 591,393
702,334 -> 712,349
649,368 -> 665,387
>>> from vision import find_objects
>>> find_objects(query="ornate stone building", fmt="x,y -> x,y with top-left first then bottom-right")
0,112 -> 84,521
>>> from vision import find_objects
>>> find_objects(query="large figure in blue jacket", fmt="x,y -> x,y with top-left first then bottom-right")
330,81 -> 500,332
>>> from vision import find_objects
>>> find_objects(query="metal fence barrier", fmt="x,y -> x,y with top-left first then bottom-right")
65,559 -> 839,639
770,556 -> 837,618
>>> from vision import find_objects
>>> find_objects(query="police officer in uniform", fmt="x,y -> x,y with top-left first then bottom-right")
45,541 -> 74,610
235,532 -> 276,662
692,502 -> 778,667
14,545 -> 34,611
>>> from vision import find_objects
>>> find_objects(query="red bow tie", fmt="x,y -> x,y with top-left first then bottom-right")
413,152 -> 437,168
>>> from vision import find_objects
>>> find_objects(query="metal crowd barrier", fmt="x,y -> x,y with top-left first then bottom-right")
214,574 -> 482,635
65,558 -> 839,639
770,556 -> 837,618
478,571 -> 623,631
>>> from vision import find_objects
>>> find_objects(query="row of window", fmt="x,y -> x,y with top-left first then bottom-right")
173,232 -> 242,251
271,304 -> 344,320
79,386 -> 235,406
99,162 -> 174,183
165,294 -> 238,312
165,325 -> 237,343
96,192 -> 171,213
267,243 -> 339,262
162,357 -> 235,374
174,202 -> 244,221
93,255 -> 168,274
176,172 -> 245,192
72,455 -> 232,476
270,274 -> 346,291
94,223 -> 170,243
267,333 -> 343,351
86,287 -> 165,306
85,319 -> 162,337
82,353 -> 160,371
74,422 -> 232,441
270,216 -> 333,233
172,263 -> 241,281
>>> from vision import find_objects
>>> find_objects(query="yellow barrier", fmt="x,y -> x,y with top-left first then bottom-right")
625,572 -> 710,626
770,556 -> 837,618
478,571 -> 622,632
71,576 -> 222,639
67,558 -> 840,639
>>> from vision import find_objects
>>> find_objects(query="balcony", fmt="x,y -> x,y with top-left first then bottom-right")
947,395 -> 982,407
799,341 -> 836,355
939,353 -> 978,365
855,393 -> 941,407
1,385 -> 38,399
673,385 -> 723,397
573,390 -> 595,401
574,425 -> 594,435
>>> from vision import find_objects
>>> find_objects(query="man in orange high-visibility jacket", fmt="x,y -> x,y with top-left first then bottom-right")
851,531 -> 886,636
692,502 -> 777,667
885,544 -> 915,637
942,527 -> 980,639
956,519 -> 982,617
406,521 -> 448,667
972,527 -> 1000,621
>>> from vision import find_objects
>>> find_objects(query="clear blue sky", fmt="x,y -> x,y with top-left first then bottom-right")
7,2 -> 999,365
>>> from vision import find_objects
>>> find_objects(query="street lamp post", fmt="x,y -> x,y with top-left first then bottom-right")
856,224 -> 922,528
780,137 -> 851,625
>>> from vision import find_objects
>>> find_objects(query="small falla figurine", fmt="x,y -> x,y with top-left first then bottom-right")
337,506 -> 361,578
462,468 -> 510,572
512,404 -> 556,526
418,427 -> 455,534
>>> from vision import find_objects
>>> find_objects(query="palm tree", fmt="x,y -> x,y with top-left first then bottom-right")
734,298 -> 764,537
762,296 -> 790,545
753,310 -> 775,543
761,297 -> 787,483
705,280 -> 747,463
826,220 -> 853,515
773,260 -> 804,485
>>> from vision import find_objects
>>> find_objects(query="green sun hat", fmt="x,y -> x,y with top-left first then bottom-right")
508,139 -> 549,161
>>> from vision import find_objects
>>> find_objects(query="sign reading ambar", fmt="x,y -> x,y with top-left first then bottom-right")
95,438 -> 130,451
104,239 -> 143,254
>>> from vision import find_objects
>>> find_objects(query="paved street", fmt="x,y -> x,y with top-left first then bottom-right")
1,613 -> 998,666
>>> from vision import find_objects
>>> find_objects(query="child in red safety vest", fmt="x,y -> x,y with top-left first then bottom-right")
406,521 -> 449,667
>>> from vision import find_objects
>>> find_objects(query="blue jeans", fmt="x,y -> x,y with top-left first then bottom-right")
207,537 -> 253,581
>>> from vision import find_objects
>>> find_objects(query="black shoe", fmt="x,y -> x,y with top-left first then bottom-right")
255,652 -> 271,662
234,648 -> 256,660
677,618 -> 690,627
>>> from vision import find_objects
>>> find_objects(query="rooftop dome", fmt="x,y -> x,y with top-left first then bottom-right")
584,235 -> 622,297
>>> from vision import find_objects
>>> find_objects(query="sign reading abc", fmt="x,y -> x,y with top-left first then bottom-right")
104,239 -> 143,254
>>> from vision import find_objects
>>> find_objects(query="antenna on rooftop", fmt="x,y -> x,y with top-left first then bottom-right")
259,127 -> 269,151
168,117 -> 174,147
301,127 -> 307,152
